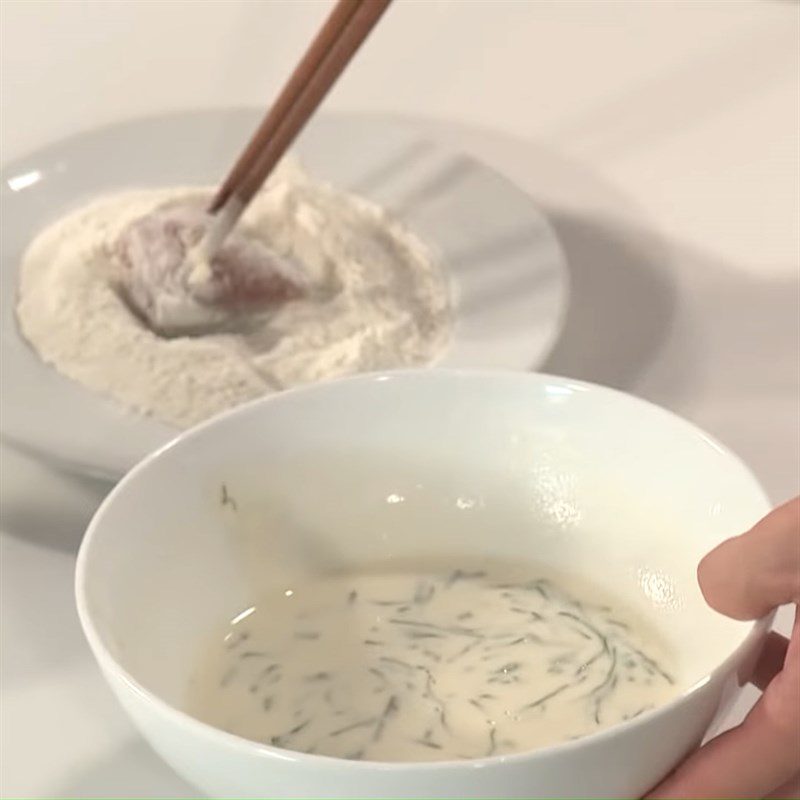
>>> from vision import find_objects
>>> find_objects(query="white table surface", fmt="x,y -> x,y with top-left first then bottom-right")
1,1 -> 798,797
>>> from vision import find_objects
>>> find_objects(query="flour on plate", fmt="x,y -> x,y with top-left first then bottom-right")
16,160 -> 452,428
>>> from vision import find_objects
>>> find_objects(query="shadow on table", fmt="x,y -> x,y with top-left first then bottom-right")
54,738 -> 195,800
540,211 -> 677,390
0,445 -> 112,554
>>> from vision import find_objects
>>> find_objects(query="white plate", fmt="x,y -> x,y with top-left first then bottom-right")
0,110 -> 568,478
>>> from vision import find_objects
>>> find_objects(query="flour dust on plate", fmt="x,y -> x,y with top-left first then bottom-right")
15,159 -> 451,429
187,565 -> 676,762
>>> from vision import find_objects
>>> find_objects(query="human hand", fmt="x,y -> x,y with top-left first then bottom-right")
648,497 -> 800,799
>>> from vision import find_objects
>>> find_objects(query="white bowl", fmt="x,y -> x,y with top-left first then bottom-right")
76,371 -> 771,799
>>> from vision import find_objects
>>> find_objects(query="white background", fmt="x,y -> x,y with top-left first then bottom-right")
1,1 -> 798,797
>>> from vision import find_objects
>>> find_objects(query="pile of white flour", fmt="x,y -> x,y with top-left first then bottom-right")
16,161 -> 452,428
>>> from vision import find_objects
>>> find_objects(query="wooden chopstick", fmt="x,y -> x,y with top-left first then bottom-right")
208,0 -> 392,222
209,0 -> 363,214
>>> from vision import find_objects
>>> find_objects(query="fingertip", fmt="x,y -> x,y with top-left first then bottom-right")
698,497 -> 800,621
696,551 -> 714,605
697,537 -> 752,620
697,542 -> 727,613
696,548 -> 713,597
